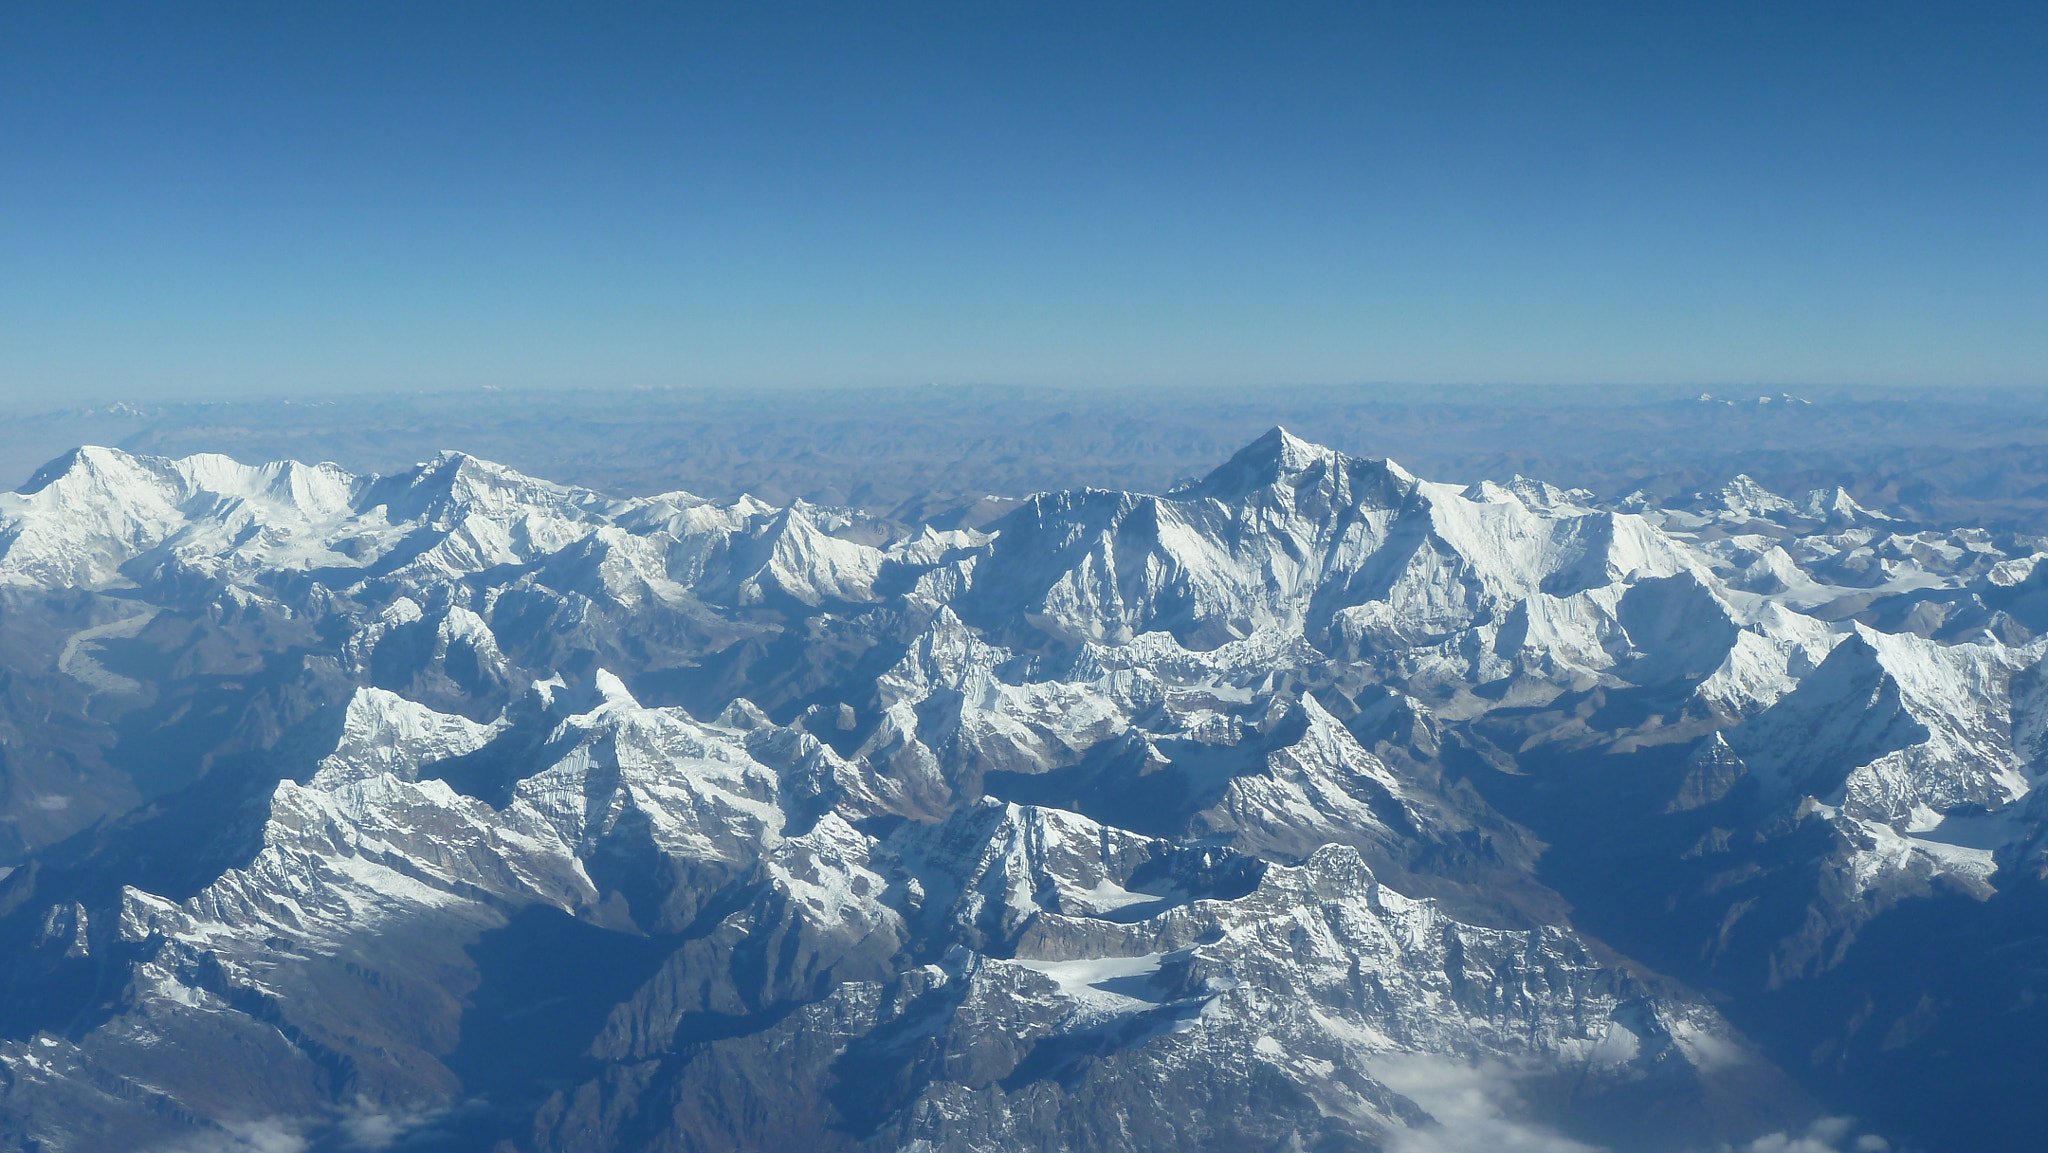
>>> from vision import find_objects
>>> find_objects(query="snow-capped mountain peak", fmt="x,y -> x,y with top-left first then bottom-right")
0,429 -> 2026,1153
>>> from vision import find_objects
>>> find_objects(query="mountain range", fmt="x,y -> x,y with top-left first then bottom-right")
2,429 -> 2044,1152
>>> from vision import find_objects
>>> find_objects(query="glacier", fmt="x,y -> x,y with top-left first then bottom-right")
0,429 -> 2041,1151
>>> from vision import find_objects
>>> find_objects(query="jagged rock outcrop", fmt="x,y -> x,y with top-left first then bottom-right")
5,431 -> 2042,1152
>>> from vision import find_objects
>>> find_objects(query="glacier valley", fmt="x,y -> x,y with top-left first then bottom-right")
1,430 -> 2044,1151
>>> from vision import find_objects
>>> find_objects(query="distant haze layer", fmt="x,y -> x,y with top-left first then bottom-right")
8,385 -> 2048,536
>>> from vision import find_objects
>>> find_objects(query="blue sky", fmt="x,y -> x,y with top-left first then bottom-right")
2,1 -> 2043,398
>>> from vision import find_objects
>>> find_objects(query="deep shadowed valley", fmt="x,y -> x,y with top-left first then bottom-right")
1,398 -> 2045,1152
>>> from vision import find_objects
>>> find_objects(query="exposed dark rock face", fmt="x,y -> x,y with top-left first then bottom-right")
1,432 -> 2039,1152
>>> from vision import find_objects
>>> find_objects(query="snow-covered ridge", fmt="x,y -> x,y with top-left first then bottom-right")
0,445 -> 910,609
75,679 -> 1761,1153
2,429 -> 2033,1153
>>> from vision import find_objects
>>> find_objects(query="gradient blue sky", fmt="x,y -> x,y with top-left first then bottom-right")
3,1 -> 2043,399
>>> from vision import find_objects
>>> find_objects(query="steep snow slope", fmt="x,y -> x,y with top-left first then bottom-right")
3,432 -> 2041,1153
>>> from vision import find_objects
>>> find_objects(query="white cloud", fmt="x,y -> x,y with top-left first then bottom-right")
1369,1057 -> 1900,1153
152,1119 -> 308,1153
333,1102 -> 448,1151
145,1100 -> 452,1153
1720,1117 -> 1892,1153
1370,1053 -> 1605,1153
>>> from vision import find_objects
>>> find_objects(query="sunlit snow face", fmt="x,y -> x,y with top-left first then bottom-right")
0,430 -> 2026,1153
